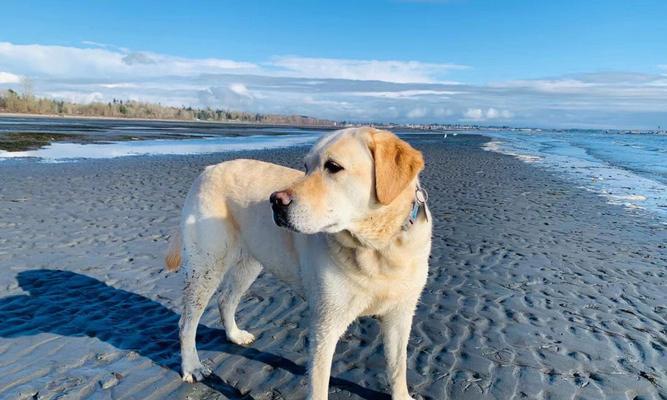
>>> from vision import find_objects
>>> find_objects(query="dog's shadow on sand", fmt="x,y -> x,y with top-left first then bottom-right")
0,269 -> 390,400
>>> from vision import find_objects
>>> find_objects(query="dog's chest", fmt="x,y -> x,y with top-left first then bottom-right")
341,246 -> 427,302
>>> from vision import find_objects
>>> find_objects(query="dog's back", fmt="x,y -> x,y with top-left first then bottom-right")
166,158 -> 304,280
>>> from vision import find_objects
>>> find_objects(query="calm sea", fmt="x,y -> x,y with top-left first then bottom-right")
0,117 -> 326,159
481,129 -> 667,221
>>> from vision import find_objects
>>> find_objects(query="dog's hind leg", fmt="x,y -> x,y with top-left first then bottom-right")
218,256 -> 262,345
179,257 -> 226,383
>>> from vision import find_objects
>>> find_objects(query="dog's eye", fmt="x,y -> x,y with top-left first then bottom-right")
324,160 -> 344,174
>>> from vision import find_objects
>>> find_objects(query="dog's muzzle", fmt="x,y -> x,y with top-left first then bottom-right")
270,190 -> 293,229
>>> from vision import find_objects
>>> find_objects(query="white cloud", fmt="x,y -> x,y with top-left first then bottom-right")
47,91 -> 105,104
348,89 -> 460,98
485,108 -> 512,119
0,42 -> 464,85
80,40 -> 128,52
407,107 -> 428,118
203,83 -> 266,110
463,107 -> 513,121
0,42 -> 259,79
98,83 -> 139,89
485,107 -> 500,119
433,107 -> 454,117
2,41 -> 666,128
491,79 -> 596,93
271,56 -> 466,83
490,73 -> 667,100
0,71 -> 21,84
500,109 -> 513,118
463,108 -> 483,120
229,83 -> 253,98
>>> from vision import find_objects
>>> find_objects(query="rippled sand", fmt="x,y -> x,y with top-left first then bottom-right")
0,135 -> 665,399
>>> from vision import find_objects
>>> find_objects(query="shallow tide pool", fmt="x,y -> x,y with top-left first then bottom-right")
0,133 -> 322,161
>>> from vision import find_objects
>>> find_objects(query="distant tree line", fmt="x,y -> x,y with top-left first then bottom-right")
0,89 -> 336,126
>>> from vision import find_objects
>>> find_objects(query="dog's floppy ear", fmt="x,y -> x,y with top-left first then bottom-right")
369,130 -> 424,205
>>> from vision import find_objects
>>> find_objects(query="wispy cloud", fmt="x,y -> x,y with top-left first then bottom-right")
490,79 -> 596,94
0,41 -> 666,128
463,107 -> 512,121
348,89 -> 460,99
270,56 -> 467,83
0,71 -> 21,84
0,42 -> 259,79
407,107 -> 428,118
80,40 -> 128,52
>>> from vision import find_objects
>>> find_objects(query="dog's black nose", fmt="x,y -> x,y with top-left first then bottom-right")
270,191 -> 292,207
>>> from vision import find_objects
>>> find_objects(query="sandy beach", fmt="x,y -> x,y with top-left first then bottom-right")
0,134 -> 665,399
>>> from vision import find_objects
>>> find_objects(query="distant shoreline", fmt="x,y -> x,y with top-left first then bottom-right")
0,112 -> 466,134
0,112 -> 461,152
0,113 -> 340,152
0,112 -> 340,130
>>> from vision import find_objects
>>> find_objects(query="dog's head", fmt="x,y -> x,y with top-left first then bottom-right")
270,127 -> 424,234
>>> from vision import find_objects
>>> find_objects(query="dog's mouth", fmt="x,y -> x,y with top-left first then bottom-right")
272,206 -> 299,232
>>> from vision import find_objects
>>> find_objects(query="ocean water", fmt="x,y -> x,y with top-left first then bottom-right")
481,129 -> 667,221
0,117 -> 324,161
0,133 -> 322,160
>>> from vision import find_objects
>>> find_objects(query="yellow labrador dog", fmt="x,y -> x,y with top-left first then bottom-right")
165,127 -> 432,400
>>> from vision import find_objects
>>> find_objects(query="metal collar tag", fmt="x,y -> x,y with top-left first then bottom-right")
402,184 -> 428,231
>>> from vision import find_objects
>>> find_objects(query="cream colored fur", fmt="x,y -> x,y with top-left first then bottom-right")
166,127 -> 432,400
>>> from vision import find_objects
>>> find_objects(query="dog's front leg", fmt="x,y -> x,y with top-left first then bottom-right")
307,302 -> 361,400
381,303 -> 417,400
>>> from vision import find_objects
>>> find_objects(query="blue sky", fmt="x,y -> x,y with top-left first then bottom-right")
1,0 -> 666,128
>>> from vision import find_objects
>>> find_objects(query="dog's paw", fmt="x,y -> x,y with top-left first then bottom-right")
227,329 -> 256,346
182,363 -> 212,383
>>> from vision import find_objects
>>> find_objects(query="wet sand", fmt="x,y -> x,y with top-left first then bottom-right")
0,134 -> 665,399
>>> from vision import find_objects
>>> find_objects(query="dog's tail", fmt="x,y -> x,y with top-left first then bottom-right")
164,230 -> 182,272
